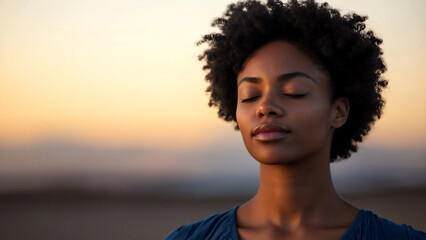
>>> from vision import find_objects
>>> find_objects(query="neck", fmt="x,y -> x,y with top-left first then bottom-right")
248,155 -> 346,228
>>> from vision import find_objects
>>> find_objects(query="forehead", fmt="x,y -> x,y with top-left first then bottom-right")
237,41 -> 329,85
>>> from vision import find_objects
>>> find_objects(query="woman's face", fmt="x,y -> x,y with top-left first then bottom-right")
236,41 -> 344,164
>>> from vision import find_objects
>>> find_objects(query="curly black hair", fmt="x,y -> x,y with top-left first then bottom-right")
197,0 -> 387,161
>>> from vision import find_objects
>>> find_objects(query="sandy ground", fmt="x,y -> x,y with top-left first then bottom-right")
0,187 -> 425,240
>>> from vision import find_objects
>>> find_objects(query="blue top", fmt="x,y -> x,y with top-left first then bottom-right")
164,206 -> 426,240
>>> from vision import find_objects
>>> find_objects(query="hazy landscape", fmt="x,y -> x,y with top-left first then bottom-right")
0,141 -> 425,239
1,187 -> 425,240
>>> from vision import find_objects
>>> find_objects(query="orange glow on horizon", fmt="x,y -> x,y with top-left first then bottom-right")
1,0 -> 425,148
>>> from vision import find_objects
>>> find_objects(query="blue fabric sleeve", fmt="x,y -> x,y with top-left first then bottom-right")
164,207 -> 240,240
342,210 -> 426,240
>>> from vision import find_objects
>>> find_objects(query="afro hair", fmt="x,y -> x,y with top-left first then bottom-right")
198,0 -> 387,161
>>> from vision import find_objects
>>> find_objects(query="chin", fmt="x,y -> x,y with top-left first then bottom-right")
246,144 -> 301,165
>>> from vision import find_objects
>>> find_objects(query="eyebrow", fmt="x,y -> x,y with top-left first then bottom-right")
238,72 -> 316,87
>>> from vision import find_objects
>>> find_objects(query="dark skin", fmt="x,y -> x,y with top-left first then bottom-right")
235,41 -> 359,240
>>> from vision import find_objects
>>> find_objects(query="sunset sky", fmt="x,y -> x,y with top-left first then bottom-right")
1,0 -> 426,149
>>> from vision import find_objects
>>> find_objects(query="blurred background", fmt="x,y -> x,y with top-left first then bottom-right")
0,0 -> 425,239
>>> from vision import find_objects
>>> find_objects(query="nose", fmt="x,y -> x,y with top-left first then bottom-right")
256,93 -> 283,118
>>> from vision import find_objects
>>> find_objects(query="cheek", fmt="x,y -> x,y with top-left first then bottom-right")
293,100 -> 332,138
236,104 -> 253,139
236,104 -> 242,128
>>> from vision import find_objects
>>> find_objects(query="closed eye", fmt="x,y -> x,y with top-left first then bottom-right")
283,93 -> 306,98
241,96 -> 260,103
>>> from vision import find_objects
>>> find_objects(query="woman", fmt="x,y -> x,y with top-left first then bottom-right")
165,0 -> 426,239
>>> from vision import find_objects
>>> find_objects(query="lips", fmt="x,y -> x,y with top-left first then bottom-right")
252,123 -> 291,141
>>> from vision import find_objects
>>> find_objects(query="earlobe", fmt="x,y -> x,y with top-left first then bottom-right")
331,98 -> 350,129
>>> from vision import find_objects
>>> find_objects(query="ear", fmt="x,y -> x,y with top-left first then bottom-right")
331,97 -> 350,129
